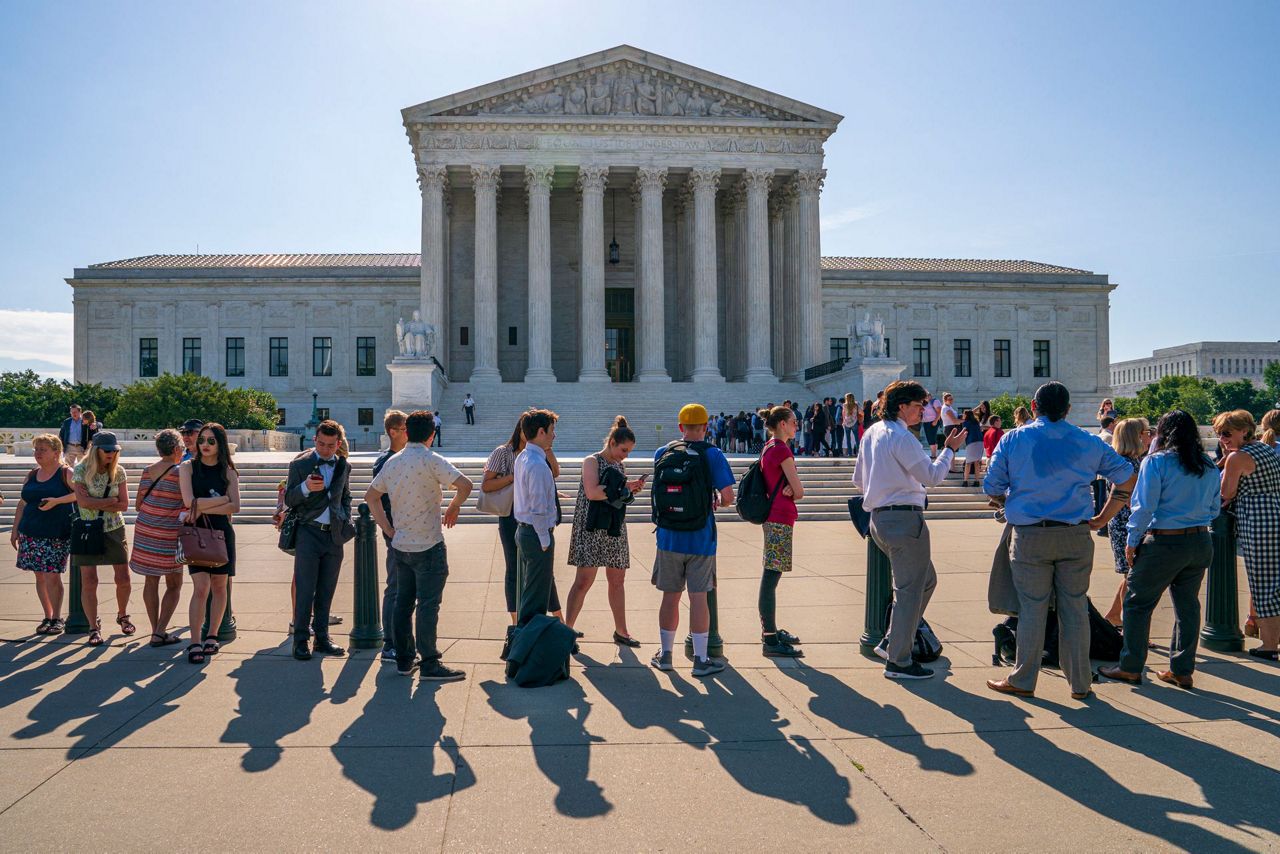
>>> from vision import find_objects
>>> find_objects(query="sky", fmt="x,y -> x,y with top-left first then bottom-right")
1,1 -> 1277,380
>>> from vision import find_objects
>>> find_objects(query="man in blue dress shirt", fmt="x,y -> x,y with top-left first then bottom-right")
983,382 -> 1138,700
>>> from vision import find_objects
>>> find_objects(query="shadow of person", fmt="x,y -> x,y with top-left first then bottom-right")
580,649 -> 857,826
0,640 -> 104,711
771,662 -> 975,776
221,646 -> 327,773
1195,657 -> 1280,700
480,676 -> 612,819
332,668 -> 475,830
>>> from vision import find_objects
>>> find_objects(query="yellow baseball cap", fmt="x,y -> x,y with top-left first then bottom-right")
678,403 -> 709,426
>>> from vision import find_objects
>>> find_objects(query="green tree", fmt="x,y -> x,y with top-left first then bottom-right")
1264,361 -> 1280,406
111,374 -> 278,430
1210,379 -> 1272,419
0,371 -> 121,426
1116,375 -> 1215,424
987,393 -> 1033,428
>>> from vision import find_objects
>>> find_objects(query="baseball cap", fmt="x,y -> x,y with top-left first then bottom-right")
678,403 -> 709,426
180,419 -> 204,432
91,432 -> 121,452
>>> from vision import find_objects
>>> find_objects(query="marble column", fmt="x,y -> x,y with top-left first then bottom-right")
417,165 -> 448,359
783,186 -> 803,382
689,168 -> 723,381
722,191 -> 739,379
733,184 -> 748,379
676,186 -> 695,380
576,166 -> 610,382
470,165 -> 501,381
796,169 -> 826,370
743,168 -> 775,382
934,302 -> 948,385
634,167 -> 669,382
768,191 -> 786,379
524,165 -> 555,381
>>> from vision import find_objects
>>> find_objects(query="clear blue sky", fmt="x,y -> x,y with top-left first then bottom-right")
1,0 -> 1276,376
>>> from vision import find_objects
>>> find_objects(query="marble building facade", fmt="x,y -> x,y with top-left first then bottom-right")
1109,341 -> 1280,397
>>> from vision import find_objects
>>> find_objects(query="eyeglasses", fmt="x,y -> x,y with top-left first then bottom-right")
1217,431 -> 1233,438
198,438 -> 218,445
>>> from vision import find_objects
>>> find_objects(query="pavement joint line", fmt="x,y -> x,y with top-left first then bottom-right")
0,748 -> 88,818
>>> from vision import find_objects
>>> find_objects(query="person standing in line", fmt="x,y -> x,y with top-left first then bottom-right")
960,409 -> 985,487
920,393 -> 944,458
71,432 -> 132,646
1012,406 -> 1033,429
940,393 -> 962,433
842,394 -> 861,457
179,423 -> 240,664
564,416 -> 646,646
58,404 -> 87,467
371,410 -> 409,661
983,416 -> 1005,464
1099,418 -> 1152,626
367,410 -> 472,681
80,411 -> 100,445
178,419 -> 204,462
11,434 -> 75,635
983,382 -> 1138,700
1217,409 -> 1280,660
512,409 -> 562,625
130,429 -> 186,647
1261,409 -> 1280,449
285,420 -> 354,661
1095,410 -> 1220,689
811,400 -> 831,458
758,405 -> 805,658
463,393 -> 476,425
433,411 -> 443,448
1098,416 -> 1117,444
853,382 -> 964,680
649,403 -> 735,678
827,397 -> 844,457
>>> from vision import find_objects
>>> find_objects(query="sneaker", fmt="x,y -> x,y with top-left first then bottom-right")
691,656 -> 725,677
872,638 -> 890,661
883,660 -> 933,680
380,646 -> 397,662
650,650 -> 674,672
762,639 -> 804,658
419,662 -> 466,682
397,661 -> 419,677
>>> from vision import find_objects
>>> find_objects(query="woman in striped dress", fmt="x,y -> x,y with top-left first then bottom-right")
1218,409 -> 1280,660
130,429 -> 186,647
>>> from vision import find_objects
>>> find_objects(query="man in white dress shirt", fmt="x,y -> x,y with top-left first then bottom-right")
854,381 -> 964,680
513,409 -> 561,625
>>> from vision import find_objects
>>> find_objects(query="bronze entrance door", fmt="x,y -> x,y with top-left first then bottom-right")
605,288 -> 635,382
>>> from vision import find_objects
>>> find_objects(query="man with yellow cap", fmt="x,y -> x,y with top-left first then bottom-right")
649,403 -> 736,677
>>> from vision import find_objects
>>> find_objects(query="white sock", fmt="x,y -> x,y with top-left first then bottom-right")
660,629 -> 675,655
692,631 -> 709,661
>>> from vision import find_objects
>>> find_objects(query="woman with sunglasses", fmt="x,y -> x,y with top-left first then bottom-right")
179,423 -> 240,664
71,432 -> 132,646
1217,409 -> 1280,660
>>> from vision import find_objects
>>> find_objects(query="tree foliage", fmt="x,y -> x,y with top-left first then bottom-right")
0,371 -> 122,426
110,374 -> 278,430
1114,374 -> 1272,424
1265,361 -> 1280,405
987,393 -> 1033,428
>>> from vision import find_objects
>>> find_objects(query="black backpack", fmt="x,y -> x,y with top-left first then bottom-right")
651,440 -> 714,531
883,599 -> 943,662
737,450 -> 785,525
991,598 -> 1123,667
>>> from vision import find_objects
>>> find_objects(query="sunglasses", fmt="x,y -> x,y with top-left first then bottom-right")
198,437 -> 219,445
1217,431 -> 1233,438
100,449 -> 119,454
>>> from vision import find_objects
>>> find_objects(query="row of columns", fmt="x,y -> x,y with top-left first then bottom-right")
417,163 -> 826,383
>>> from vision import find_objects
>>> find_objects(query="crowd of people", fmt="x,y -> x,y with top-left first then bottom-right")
7,385 -> 1280,696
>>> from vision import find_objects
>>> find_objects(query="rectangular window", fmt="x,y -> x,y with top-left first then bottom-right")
508,326 -> 518,346
994,339 -> 1012,378
912,338 -> 931,377
316,407 -> 330,421
884,337 -> 891,359
460,326 -> 469,346
358,407 -> 374,426
312,337 -> 332,376
1033,340 -> 1051,378
356,337 -> 376,376
830,337 -> 849,362
275,408 -> 286,426
953,338 -> 972,377
182,338 -> 202,375
225,337 -> 245,377
139,338 -> 158,377
270,337 -> 289,377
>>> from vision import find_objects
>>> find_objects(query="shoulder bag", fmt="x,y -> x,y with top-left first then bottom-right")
477,453 -> 515,517
69,474 -> 108,555
176,498 -> 229,567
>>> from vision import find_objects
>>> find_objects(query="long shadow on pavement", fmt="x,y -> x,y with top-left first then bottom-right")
221,646 -> 328,772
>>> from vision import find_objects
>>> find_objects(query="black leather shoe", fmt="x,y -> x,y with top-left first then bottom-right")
313,637 -> 346,657
292,640 -> 312,661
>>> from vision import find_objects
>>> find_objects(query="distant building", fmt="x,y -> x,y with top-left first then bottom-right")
1110,341 -> 1280,396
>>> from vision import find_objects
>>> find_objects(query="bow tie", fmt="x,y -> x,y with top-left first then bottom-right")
317,458 -> 336,468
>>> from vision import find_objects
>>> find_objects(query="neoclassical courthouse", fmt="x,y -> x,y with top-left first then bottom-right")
69,46 -> 1115,447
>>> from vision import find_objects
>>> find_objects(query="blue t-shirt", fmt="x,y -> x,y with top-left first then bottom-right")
654,442 -> 736,556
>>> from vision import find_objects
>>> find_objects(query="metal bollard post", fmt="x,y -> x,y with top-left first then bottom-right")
859,536 -> 893,655
64,565 -> 90,634
683,589 -> 725,660
349,503 -> 383,649
203,580 -> 237,642
1201,512 -> 1244,652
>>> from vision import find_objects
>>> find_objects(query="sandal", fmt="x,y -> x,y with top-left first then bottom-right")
203,637 -> 220,655
87,629 -> 104,647
613,631 -> 642,648
35,618 -> 52,636
47,618 -> 65,635
186,643 -> 206,664
149,632 -> 182,648
1247,647 -> 1279,662
116,614 -> 137,636
774,629 -> 802,646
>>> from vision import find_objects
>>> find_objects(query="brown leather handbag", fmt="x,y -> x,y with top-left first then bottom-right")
176,499 -> 229,568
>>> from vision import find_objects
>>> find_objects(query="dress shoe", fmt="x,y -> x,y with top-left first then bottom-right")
1157,670 -> 1193,689
986,679 -> 1034,697
1097,665 -> 1142,685
292,640 -> 312,661
1071,690 -> 1094,700
312,637 -> 346,657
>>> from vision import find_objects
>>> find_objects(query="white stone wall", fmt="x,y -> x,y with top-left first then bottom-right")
1110,341 -> 1280,396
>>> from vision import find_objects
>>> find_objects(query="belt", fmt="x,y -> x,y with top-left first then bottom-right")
1151,526 -> 1209,536
1022,520 -> 1079,528
307,521 -> 332,532
872,505 -> 924,513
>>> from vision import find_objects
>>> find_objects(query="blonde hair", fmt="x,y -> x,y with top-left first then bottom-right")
1013,406 -> 1032,427
843,393 -> 858,418
32,433 -> 62,456
82,444 -> 120,486
1111,418 -> 1149,460
1260,409 -> 1280,447
1212,409 -> 1257,442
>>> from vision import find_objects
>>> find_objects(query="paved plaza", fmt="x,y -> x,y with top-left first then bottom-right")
0,518 -> 1276,852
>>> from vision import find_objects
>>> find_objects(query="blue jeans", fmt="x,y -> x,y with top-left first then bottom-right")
392,543 -> 449,668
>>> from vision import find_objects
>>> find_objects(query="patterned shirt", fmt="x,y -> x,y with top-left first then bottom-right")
72,461 -> 127,532
369,444 -> 464,553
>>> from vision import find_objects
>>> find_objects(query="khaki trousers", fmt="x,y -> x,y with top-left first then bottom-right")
1008,524 -> 1094,694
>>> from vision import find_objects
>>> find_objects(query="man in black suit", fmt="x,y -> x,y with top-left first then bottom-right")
285,420 -> 355,660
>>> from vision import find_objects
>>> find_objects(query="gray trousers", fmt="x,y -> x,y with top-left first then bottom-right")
515,524 -> 556,626
1120,532 -> 1211,676
1008,524 -> 1093,693
293,524 -> 344,643
870,509 -> 937,667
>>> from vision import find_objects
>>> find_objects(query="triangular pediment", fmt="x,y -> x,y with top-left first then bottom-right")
402,45 -> 841,125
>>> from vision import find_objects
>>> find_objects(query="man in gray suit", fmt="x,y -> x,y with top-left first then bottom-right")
285,420 -> 355,661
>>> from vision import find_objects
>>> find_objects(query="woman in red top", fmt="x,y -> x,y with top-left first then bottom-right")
758,405 -> 806,658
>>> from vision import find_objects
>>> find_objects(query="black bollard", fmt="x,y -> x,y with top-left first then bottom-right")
64,565 -> 90,634
683,589 -> 724,660
349,503 -> 383,649
859,536 -> 893,655
203,580 -> 237,642
1201,512 -> 1243,652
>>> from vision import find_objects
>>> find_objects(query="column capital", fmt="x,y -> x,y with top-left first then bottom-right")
768,190 -> 789,220
742,168 -> 774,194
795,168 -> 827,195
576,164 -> 609,194
633,167 -> 668,194
417,164 -> 448,193
688,168 -> 721,193
470,165 -> 501,192
524,164 -> 554,196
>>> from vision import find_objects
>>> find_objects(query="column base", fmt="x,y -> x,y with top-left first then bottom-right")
742,369 -> 778,383
523,367 -> 557,382
783,372 -> 803,384
469,367 -> 502,382
636,370 -> 672,383
689,367 -> 726,382
578,369 -> 612,383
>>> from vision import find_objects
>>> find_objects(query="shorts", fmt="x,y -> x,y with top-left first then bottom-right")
922,422 -> 939,445
652,549 -> 716,594
763,522 -> 793,573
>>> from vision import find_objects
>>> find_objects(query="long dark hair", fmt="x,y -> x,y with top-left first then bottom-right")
1156,410 -> 1210,477
506,414 -> 525,452
196,422 -> 236,474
